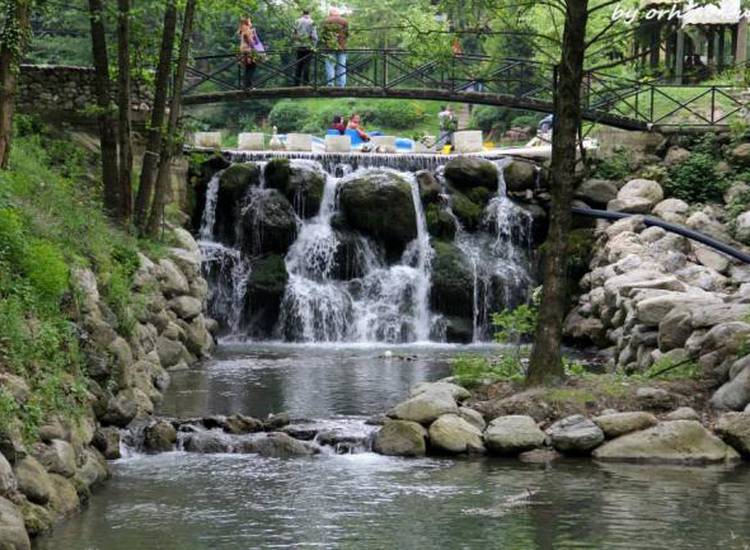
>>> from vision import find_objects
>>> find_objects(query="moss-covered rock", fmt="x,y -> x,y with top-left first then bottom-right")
451,192 -> 483,232
425,204 -> 457,240
244,255 -> 288,338
503,160 -> 537,192
430,240 -> 473,318
264,158 -> 326,218
444,157 -> 498,189
214,163 -> 260,245
465,186 -> 493,206
241,189 -> 298,256
338,171 -> 417,256
416,170 -> 441,205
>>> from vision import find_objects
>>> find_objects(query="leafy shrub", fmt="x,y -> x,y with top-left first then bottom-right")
470,105 -> 512,134
268,101 -> 310,132
369,101 -> 426,129
665,152 -> 727,203
510,114 -> 540,128
21,240 -> 69,306
452,354 -> 524,387
592,149 -> 631,180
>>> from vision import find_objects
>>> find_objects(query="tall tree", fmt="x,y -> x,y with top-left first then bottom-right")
0,0 -> 30,169
526,0 -> 590,385
116,0 -> 133,222
133,0 -> 177,233
87,0 -> 122,223
145,0 -> 196,237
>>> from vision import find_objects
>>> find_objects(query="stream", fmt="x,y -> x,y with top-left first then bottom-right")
37,344 -> 750,549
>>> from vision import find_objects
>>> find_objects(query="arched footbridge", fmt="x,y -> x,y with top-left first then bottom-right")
182,49 -> 749,132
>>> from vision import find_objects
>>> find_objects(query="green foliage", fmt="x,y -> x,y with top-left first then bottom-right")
593,149 -> 631,180
452,353 -> 524,387
268,101 -> 310,133
641,357 -> 699,380
21,240 -> 69,305
665,152 -> 728,203
563,358 -> 589,378
492,303 -> 537,346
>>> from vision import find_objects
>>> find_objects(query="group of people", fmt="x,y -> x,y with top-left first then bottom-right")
328,114 -> 376,144
238,8 -> 350,89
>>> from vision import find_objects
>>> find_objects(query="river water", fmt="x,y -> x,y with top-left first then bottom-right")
38,345 -> 750,549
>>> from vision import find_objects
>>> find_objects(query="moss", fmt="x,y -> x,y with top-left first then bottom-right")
465,186 -> 492,206
219,163 -> 259,194
248,254 -> 288,294
265,158 -> 325,218
444,157 -> 498,189
451,192 -> 483,231
425,204 -> 457,240
264,158 -> 292,191
430,240 -> 473,317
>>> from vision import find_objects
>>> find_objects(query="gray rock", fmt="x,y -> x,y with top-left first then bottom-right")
156,336 -> 190,368
636,387 -> 678,410
658,309 -> 692,352
74,448 -> 108,490
14,457 -> 52,505
35,439 -> 76,478
710,364 -> 750,411
183,430 -> 231,453
593,420 -> 740,464
664,146 -> 690,166
0,452 -> 15,496
635,292 -> 720,326
237,432 -> 320,458
168,296 -> 203,320
388,390 -> 458,424
102,388 -> 153,427
652,198 -> 689,223
617,178 -> 664,208
428,414 -> 485,454
373,420 -> 427,457
409,381 -> 470,402
484,415 -> 546,455
143,420 -> 177,453
546,415 -> 605,454
665,407 -> 700,421
47,473 -> 80,516
457,406 -> 486,431
19,500 -> 52,537
93,427 -> 121,460
593,412 -> 658,438
576,179 -> 618,205
715,412 -> 750,456
0,497 -> 30,550
157,258 -> 190,297
607,196 -> 655,214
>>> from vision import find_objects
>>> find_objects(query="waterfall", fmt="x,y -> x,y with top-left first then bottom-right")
196,154 -> 535,343
452,159 -> 534,341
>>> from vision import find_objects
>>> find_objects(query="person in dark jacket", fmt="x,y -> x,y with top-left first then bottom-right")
292,10 -> 318,86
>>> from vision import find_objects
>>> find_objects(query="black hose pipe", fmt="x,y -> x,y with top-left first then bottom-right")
571,207 -> 750,265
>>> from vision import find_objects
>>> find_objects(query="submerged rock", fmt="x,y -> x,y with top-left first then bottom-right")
388,390 -> 458,424
236,432 -> 320,458
546,415 -> 604,454
183,430 -> 231,454
428,414 -> 485,454
373,420 -> 427,457
592,420 -> 740,464
484,415 -> 546,455
143,420 -> 177,453
244,255 -> 288,338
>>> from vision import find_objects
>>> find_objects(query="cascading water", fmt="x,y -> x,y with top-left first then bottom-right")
196,154 -> 535,343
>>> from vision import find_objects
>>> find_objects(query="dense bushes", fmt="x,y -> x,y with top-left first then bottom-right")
664,152 -> 727,203
470,106 -> 540,137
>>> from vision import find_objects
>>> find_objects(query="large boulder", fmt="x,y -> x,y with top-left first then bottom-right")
14,457 -> 53,505
241,189 -> 298,255
607,178 -> 663,214
710,363 -> 750,411
428,414 -> 485,454
373,420 -> 427,457
593,412 -> 657,439
484,415 -> 546,455
416,170 -> 442,205
244,254 -> 288,338
592,420 -> 740,463
575,179 -> 618,206
652,198 -> 690,224
264,158 -> 326,218
214,163 -> 260,244
425,204 -> 457,240
102,388 -> 153,426
92,427 -> 121,460
338,171 -> 417,255
715,412 -> 750,456
388,390 -> 458,424
34,439 -> 76,478
143,420 -> 177,453
444,157 -> 498,190
501,160 -> 535,192
429,240 -> 473,318
47,474 -> 80,516
0,497 -> 30,550
546,415 -> 604,454
236,432 -> 320,458
183,430 -> 231,453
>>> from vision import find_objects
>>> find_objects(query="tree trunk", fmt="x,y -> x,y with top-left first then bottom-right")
145,0 -> 196,237
0,0 -> 30,169
526,0 -> 589,386
134,0 -> 177,233
117,0 -> 133,224
88,0 -> 121,222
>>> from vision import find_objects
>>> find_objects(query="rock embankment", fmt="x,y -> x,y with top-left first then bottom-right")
565,174 -> 750,412
373,381 -> 750,465
0,226 -> 216,548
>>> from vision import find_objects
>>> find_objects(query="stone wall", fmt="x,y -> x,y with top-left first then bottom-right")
17,65 -> 152,116
0,226 -> 215,548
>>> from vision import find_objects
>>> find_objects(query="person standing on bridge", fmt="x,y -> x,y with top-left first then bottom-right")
321,7 -> 349,88
293,9 -> 318,86
238,18 -> 264,89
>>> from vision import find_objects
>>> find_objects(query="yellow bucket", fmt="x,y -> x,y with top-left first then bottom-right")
442,145 -> 452,155
483,142 -> 495,149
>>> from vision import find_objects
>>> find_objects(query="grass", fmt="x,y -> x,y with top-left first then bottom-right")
0,119 -> 159,442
